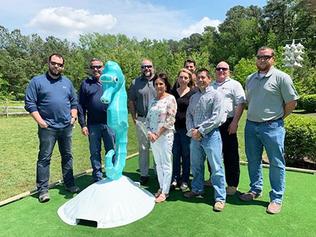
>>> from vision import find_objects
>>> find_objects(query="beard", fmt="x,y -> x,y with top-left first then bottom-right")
142,71 -> 152,78
49,68 -> 62,77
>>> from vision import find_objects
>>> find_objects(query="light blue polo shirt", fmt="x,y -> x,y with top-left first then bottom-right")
245,66 -> 299,122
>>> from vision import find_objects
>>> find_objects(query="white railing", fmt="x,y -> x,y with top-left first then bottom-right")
0,106 -> 28,117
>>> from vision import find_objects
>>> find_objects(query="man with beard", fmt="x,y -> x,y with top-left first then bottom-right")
77,58 -> 115,183
128,59 -> 156,185
25,53 -> 79,203
239,47 -> 299,214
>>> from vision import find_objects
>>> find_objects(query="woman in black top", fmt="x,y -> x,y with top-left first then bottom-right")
171,68 -> 196,191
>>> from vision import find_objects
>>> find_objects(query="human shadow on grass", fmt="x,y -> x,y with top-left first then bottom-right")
225,191 -> 269,207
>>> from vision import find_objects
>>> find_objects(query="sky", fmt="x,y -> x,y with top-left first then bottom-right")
0,0 -> 267,41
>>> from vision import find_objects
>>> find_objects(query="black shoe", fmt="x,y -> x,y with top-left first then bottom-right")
65,185 -> 80,193
38,192 -> 50,203
140,176 -> 149,185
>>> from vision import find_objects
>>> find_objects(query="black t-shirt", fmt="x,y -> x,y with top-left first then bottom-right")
171,87 -> 197,130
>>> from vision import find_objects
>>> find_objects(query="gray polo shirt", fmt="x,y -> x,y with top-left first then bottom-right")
245,66 -> 299,122
128,75 -> 156,117
211,78 -> 246,119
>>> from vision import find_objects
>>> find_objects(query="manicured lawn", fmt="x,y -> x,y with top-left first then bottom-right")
0,115 -> 137,201
0,157 -> 315,237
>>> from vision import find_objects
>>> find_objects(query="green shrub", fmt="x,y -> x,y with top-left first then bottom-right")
285,114 -> 316,164
299,94 -> 316,113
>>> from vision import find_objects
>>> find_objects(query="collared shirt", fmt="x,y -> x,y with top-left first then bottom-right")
211,77 -> 246,119
245,66 -> 299,122
186,85 -> 225,137
128,75 -> 156,117
77,76 -> 108,127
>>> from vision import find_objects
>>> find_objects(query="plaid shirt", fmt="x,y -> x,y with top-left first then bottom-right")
186,85 -> 225,137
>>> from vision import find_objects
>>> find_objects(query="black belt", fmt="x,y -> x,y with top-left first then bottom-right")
247,117 -> 283,124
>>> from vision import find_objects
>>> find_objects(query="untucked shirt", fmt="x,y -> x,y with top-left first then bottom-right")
211,78 -> 246,119
245,66 -> 299,122
146,94 -> 177,134
128,76 -> 156,117
186,85 -> 225,137
24,73 -> 77,129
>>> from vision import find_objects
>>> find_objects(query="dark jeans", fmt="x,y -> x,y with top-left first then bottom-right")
88,123 -> 115,181
219,118 -> 240,187
37,125 -> 75,193
172,128 -> 191,184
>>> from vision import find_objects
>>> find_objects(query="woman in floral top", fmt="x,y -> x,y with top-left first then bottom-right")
147,73 -> 177,203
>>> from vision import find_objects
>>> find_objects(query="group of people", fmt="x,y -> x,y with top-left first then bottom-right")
24,46 -> 299,215
128,47 -> 299,214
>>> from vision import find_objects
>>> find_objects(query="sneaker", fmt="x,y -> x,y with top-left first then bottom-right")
239,191 -> 262,201
266,202 -> 282,214
213,201 -> 225,212
184,191 -> 204,199
155,193 -> 168,203
65,185 -> 80,193
180,182 -> 189,192
170,180 -> 178,190
154,189 -> 162,198
140,176 -> 149,185
38,192 -> 50,203
226,186 -> 238,196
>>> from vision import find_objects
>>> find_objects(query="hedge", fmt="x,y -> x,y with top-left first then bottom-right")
299,94 -> 316,113
285,114 -> 316,164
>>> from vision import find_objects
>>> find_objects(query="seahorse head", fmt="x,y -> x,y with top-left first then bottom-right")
99,61 -> 125,104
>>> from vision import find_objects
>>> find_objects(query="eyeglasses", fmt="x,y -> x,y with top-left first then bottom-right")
256,55 -> 273,60
141,65 -> 153,69
216,67 -> 228,71
90,65 -> 103,69
50,61 -> 64,67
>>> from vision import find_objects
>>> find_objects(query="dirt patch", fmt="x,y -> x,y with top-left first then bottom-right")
263,156 -> 316,171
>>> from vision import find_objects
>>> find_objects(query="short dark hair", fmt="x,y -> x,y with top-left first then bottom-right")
184,59 -> 196,67
153,73 -> 171,93
196,68 -> 211,78
257,46 -> 275,57
48,53 -> 64,64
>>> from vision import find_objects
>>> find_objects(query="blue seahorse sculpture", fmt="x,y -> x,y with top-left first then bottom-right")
99,61 -> 128,180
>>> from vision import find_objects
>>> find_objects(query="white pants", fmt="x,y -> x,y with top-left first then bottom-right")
151,132 -> 174,194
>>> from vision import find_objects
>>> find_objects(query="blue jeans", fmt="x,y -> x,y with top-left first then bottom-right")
172,128 -> 191,184
190,129 -> 226,202
88,123 -> 115,181
245,119 -> 285,204
37,125 -> 75,193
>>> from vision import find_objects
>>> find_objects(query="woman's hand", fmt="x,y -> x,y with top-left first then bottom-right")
148,132 -> 159,143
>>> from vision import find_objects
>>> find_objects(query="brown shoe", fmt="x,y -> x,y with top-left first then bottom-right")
213,201 -> 225,212
226,186 -> 238,196
266,202 -> 282,214
239,191 -> 262,201
184,191 -> 204,199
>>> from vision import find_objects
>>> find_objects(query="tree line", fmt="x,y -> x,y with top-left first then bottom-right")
0,0 -> 315,101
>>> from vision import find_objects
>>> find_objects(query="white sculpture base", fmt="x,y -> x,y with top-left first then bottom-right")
58,176 -> 155,228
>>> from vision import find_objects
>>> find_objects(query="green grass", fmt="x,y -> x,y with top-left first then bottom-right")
0,115 -> 137,201
0,157 -> 315,237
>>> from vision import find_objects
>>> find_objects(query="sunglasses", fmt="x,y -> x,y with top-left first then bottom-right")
256,55 -> 273,60
141,65 -> 153,69
216,67 -> 228,71
50,61 -> 64,67
90,65 -> 103,69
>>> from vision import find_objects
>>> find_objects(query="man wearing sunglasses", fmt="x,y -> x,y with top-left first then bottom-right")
240,47 -> 299,214
128,59 -> 156,185
77,58 -> 115,183
25,53 -> 79,203
212,61 -> 246,196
